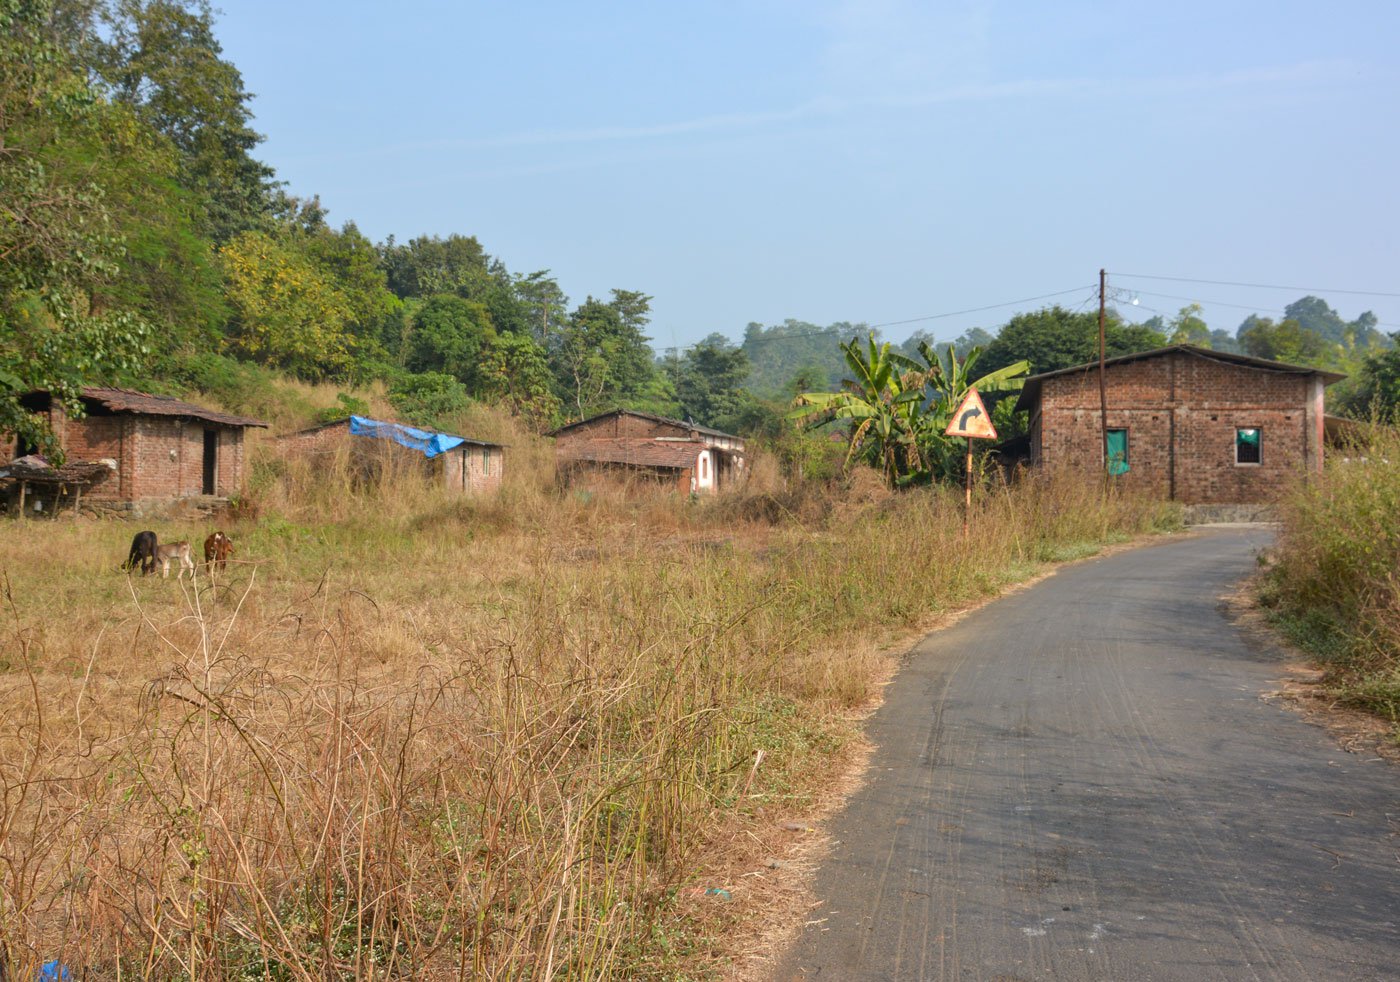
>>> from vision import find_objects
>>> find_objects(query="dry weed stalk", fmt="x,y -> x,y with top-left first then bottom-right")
0,461 -> 1176,979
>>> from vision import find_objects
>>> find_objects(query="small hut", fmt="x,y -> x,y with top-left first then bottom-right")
3,388 -> 267,516
278,416 -> 504,494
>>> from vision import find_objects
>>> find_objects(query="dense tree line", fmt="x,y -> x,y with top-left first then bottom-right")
4,0 -> 1395,460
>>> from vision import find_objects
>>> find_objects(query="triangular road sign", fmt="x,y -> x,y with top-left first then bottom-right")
944,387 -> 998,440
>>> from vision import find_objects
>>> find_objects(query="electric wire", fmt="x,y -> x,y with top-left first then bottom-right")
1113,272 -> 1400,300
1126,288 -> 1400,331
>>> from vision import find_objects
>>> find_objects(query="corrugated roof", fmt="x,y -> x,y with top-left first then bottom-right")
548,408 -> 742,442
557,438 -> 706,470
81,388 -> 267,428
1015,345 -> 1346,414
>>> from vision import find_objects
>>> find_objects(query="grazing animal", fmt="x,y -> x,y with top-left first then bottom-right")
203,531 -> 233,571
123,530 -> 159,575
155,541 -> 195,579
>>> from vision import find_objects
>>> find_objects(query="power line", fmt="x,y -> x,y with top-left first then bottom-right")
867,286 -> 1095,329
1126,288 -> 1400,330
661,285 -> 1095,355
1113,272 -> 1400,300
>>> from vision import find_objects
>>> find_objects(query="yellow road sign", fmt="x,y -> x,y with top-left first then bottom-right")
944,387 -> 998,440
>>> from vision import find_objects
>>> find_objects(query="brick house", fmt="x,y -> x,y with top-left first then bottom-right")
1012,345 -> 1343,504
550,409 -> 745,494
3,388 -> 266,512
278,416 -> 504,495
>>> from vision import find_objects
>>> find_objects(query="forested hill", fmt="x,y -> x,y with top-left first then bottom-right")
3,1 -> 1396,454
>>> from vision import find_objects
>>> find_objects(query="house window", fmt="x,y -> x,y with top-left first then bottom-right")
482,447 -> 490,476
700,454 -> 708,480
1106,429 -> 1129,476
1235,428 -> 1261,465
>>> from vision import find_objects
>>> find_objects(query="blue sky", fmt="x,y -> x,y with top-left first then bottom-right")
214,1 -> 1400,351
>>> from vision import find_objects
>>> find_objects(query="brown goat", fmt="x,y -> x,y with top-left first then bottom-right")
203,531 -> 233,571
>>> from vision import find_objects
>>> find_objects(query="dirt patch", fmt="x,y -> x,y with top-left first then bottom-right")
1224,573 -> 1400,765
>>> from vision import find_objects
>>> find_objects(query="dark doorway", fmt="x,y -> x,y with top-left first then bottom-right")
202,429 -> 218,494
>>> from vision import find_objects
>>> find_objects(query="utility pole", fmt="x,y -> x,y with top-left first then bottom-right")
1098,268 -> 1109,484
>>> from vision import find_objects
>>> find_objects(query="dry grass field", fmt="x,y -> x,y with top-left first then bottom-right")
0,430 -> 1179,980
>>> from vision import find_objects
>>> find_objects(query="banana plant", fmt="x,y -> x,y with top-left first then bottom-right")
790,334 -> 930,486
791,334 -> 1031,487
904,340 -> 1031,481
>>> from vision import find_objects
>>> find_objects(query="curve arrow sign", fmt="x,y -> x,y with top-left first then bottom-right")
944,388 -> 998,440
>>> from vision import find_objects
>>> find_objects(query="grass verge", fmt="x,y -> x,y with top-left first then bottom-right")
1259,424 -> 1400,730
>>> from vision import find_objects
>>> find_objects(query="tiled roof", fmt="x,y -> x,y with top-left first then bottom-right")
81,388 -> 267,428
548,408 -> 742,442
557,438 -> 706,470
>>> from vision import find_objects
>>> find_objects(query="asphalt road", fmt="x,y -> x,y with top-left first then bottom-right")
775,528 -> 1400,982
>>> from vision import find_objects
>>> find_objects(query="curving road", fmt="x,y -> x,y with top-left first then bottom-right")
775,528 -> 1400,982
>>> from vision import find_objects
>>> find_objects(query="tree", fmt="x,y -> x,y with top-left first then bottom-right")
512,270 -> 569,346
1168,304 -> 1210,346
791,334 -> 1028,487
220,229 -> 357,378
478,332 -> 560,429
670,334 -> 752,429
404,295 -> 496,390
0,0 -> 154,456
980,305 -> 1167,376
741,319 -> 870,399
548,291 -> 665,419
90,0 -> 279,242
1237,317 -> 1329,365
1339,334 -> 1400,420
791,335 -> 927,486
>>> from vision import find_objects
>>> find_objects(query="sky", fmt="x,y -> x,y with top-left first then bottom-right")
213,0 -> 1400,353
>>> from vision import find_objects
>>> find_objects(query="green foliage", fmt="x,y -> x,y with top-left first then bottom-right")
741,320 -> 870,400
549,291 -> 667,420
1339,334 -> 1400,420
1237,316 -> 1329,365
668,333 -> 752,430
791,334 -> 1028,486
405,294 -> 496,386
1168,303 -> 1209,346
979,305 -> 1167,376
477,331 -> 560,430
388,372 -> 471,428
90,0 -> 279,242
0,0 -> 155,457
316,392 -> 370,424
1268,426 -> 1400,722
220,229 -> 358,378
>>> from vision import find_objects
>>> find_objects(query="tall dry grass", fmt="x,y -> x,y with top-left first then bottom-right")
0,447 -> 1177,980
1265,424 -> 1400,722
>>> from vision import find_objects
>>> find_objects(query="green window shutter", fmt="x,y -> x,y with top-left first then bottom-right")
1236,428 -> 1260,464
1106,428 -> 1129,476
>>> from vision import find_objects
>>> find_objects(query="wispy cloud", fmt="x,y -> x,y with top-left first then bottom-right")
278,59 -> 1359,167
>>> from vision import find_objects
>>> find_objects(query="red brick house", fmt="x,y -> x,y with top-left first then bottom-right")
3,388 -> 266,513
278,416 -> 504,495
551,409 -> 745,494
1012,345 -> 1343,504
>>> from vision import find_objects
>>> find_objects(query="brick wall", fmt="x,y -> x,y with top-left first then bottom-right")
1035,351 -> 1322,504
283,423 -> 503,495
450,444 -> 503,494
279,420 -> 352,458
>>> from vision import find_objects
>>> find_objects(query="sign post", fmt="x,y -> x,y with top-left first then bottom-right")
944,387 -> 998,537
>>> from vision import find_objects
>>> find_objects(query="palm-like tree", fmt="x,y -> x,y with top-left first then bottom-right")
791,334 -> 1030,486
790,335 -> 927,486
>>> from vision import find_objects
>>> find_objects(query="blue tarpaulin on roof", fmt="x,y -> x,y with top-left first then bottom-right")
348,416 -> 465,459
